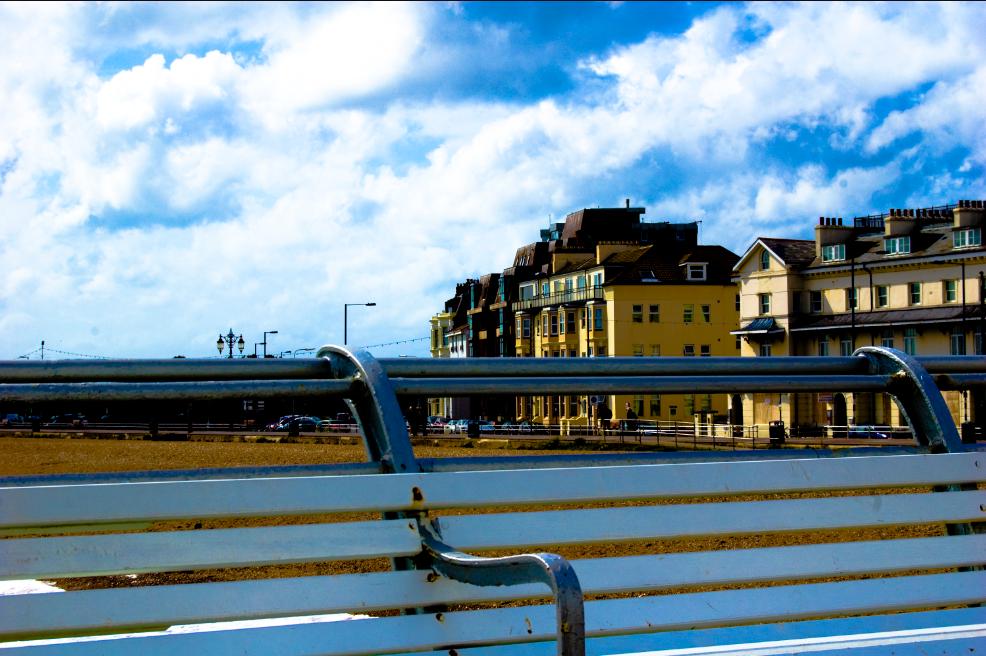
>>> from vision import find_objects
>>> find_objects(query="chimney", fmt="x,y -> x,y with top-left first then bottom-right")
815,215 -> 852,257
954,199 -> 985,229
625,198 -> 630,209
885,207 -> 917,236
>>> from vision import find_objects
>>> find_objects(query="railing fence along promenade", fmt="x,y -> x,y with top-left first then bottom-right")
1,346 -> 985,654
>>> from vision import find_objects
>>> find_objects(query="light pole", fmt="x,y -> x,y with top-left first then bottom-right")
217,329 -> 245,359
344,302 -> 376,345
262,330 -> 278,358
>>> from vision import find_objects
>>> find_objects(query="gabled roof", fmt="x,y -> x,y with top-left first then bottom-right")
734,238 -> 815,272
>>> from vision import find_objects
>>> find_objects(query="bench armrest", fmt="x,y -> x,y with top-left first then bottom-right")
418,519 -> 585,656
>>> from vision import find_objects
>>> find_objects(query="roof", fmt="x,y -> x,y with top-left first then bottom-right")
731,317 -> 785,336
734,238 -> 816,272
790,305 -> 983,332
605,244 -> 739,285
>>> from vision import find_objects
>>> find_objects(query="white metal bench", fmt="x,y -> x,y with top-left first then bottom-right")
0,346 -> 984,655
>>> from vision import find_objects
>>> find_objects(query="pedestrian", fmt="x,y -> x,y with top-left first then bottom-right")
624,402 -> 637,431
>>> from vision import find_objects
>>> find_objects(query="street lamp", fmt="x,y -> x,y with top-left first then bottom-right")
262,330 -> 278,358
344,302 -> 376,345
217,329 -> 245,359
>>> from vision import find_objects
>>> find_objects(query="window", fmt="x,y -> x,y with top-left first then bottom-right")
822,243 -> 845,262
876,286 -> 888,308
840,336 -> 853,356
593,308 -> 603,331
559,312 -> 565,334
566,311 -> 575,333
597,346 -> 606,356
542,315 -> 548,336
522,317 -> 531,338
945,280 -> 957,303
592,272 -> 603,287
758,293 -> 771,315
669,405 -> 678,417
817,339 -> 829,356
953,227 -> 981,249
759,344 -> 772,357
760,250 -> 770,270
951,328 -> 966,355
650,344 -> 661,356
885,235 -> 911,255
735,336 -> 742,350
846,287 -> 858,311
519,285 -> 535,300
577,276 -> 586,289
632,305 -> 643,323
648,305 -> 660,322
810,290 -> 822,313
686,263 -> 707,281
904,328 -> 917,355
632,344 -> 644,357
683,304 -> 694,323
881,330 -> 894,349
683,344 -> 696,357
909,282 -> 922,306
701,305 -> 711,322
541,282 -> 549,296
649,395 -> 661,417
580,310 -> 586,328
633,396 -> 645,417
550,313 -> 558,335
700,344 -> 711,357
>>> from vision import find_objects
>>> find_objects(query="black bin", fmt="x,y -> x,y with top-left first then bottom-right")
768,420 -> 786,448
466,420 -> 480,438
961,422 -> 980,444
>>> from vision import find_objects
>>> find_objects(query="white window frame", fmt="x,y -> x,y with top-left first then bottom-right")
822,243 -> 845,262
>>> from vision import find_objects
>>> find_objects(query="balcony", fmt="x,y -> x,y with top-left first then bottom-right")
512,286 -> 605,312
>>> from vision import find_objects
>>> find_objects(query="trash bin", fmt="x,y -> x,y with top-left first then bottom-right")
288,419 -> 300,438
961,422 -> 980,444
466,420 -> 480,438
768,420 -> 786,448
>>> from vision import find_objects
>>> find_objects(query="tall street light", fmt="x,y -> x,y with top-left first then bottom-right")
217,329 -> 245,359
344,302 -> 376,345
262,330 -> 278,358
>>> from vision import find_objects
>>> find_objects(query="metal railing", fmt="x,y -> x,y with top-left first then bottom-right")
2,347 -> 986,460
511,286 -> 605,312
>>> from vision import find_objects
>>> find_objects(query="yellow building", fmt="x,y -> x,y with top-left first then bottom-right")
732,200 -> 986,433
427,310 -> 454,419
512,241 -> 740,428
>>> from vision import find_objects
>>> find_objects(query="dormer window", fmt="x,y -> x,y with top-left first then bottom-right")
884,236 -> 911,255
760,250 -> 770,271
822,243 -> 845,262
686,263 -> 707,281
953,227 -> 981,249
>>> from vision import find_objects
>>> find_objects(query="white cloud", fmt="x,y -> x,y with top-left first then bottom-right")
2,2 -> 985,359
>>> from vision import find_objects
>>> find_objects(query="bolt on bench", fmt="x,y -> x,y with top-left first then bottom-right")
0,346 -> 984,655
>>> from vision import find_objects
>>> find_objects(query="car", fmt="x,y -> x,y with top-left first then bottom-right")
443,419 -> 469,434
478,420 -> 495,433
271,416 -> 321,433
319,418 -> 355,432
848,425 -> 891,439
45,413 -> 87,428
1,413 -> 25,426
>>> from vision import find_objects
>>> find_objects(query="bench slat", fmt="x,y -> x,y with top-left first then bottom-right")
609,623 -> 986,656
2,534 -> 984,641
437,490 -> 986,550
406,608 -> 986,656
3,572 -> 984,655
0,519 -> 420,580
2,453 -> 981,529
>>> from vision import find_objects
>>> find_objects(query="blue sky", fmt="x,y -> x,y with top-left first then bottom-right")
1,1 -> 984,360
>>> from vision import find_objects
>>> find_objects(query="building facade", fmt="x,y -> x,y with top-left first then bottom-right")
732,200 -> 986,433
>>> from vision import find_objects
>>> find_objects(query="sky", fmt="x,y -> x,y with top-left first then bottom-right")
1,1 -> 984,360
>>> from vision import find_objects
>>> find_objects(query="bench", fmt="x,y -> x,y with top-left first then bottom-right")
1,346 -> 985,655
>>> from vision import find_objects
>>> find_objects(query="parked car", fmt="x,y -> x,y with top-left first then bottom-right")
478,420 -> 496,433
1,413 -> 25,426
848,425 -> 891,439
443,419 -> 469,434
45,413 -> 87,428
270,416 -> 321,433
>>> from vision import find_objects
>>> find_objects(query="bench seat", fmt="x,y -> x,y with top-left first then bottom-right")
1,450 -> 984,655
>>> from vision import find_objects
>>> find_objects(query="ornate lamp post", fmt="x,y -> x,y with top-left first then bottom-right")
217,329 -> 245,359
344,302 -> 376,345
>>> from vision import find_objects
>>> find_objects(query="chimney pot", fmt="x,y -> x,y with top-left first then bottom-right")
625,198 -> 630,209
